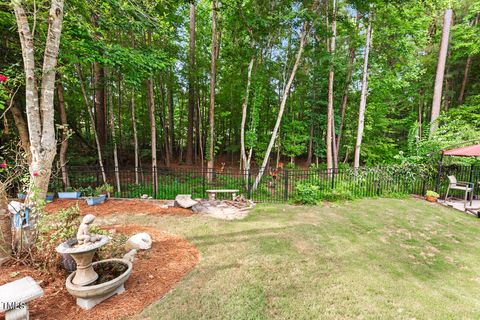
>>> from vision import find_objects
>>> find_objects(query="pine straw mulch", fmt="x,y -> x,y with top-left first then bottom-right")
0,225 -> 200,320
44,199 -> 193,217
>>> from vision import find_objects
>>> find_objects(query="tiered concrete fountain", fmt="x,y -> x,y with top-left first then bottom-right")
56,214 -> 132,310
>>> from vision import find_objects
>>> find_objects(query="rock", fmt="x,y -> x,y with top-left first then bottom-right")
140,194 -> 149,200
174,194 -> 198,209
8,201 -> 22,214
60,253 -> 77,272
125,233 -> 152,251
122,249 -> 137,263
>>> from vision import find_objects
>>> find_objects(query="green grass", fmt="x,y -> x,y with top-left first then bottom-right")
104,198 -> 480,319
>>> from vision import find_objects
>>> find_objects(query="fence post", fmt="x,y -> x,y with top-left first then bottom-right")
202,168 -> 206,198
284,169 -> 289,202
247,169 -> 251,200
153,166 -> 157,199
331,168 -> 335,190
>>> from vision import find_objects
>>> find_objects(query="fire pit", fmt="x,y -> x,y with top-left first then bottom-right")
191,196 -> 254,220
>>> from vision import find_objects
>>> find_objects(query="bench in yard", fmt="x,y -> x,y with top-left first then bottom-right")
206,189 -> 240,201
0,276 -> 44,320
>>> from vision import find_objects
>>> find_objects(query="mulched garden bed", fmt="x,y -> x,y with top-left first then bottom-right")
0,225 -> 200,320
44,199 -> 193,216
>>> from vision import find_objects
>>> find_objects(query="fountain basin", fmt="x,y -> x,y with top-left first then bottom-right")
66,258 -> 132,309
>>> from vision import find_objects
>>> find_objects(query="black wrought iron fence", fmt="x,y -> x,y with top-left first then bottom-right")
48,164 -> 480,203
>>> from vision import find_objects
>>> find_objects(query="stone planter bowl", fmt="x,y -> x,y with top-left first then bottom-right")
66,258 -> 132,299
58,192 -> 81,199
86,194 -> 107,206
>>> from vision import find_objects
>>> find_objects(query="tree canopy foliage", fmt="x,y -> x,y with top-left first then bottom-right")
1,0 -> 480,175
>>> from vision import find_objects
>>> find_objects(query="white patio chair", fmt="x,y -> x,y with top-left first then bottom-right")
445,175 -> 473,209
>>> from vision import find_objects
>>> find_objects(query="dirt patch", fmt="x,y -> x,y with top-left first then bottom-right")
45,199 -> 193,217
0,225 -> 200,320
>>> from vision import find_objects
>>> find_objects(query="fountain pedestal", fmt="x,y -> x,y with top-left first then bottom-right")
72,250 -> 99,286
56,236 -> 110,286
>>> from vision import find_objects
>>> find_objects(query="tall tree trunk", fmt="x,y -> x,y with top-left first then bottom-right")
93,62 -> 107,146
430,9 -> 453,137
331,116 -> 338,169
240,54 -> 255,172
56,78 -> 69,188
458,13 -> 478,105
186,1 -> 196,166
306,122 -> 314,167
131,90 -> 139,184
0,193 -> 11,264
207,0 -> 219,180
108,76 -> 121,193
253,22 -> 308,190
13,0 -> 64,248
178,99 -> 185,163
158,77 -> 171,167
10,101 -> 31,163
444,75 -> 450,112
196,99 -> 204,169
76,65 -> 107,184
336,43 -> 356,153
458,56 -> 472,105
168,73 -> 175,158
147,78 -> 157,191
326,0 -> 337,170
353,16 -> 373,169
117,73 -> 122,149
418,88 -> 424,139
146,31 -> 157,193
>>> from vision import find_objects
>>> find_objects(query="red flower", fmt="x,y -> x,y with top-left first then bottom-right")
0,163 -> 6,169
0,75 -> 8,82
33,172 -> 38,177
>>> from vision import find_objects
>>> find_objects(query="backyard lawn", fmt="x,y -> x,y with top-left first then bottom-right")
104,198 -> 480,319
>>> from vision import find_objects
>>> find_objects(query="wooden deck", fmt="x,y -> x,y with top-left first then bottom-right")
438,199 -> 480,217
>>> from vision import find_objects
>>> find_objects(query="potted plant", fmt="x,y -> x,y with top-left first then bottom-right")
85,188 -> 106,206
95,183 -> 113,198
45,192 -> 55,202
425,190 -> 440,202
85,184 -> 112,206
58,187 -> 81,199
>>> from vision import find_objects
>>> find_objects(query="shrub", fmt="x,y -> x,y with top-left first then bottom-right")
33,204 -> 84,271
79,186 -> 95,197
293,182 -> 319,205
426,190 -> 439,198
95,183 -> 113,196
285,162 -> 297,170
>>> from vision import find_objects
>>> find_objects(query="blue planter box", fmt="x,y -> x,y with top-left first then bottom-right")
45,194 -> 55,202
86,194 -> 106,206
17,193 -> 26,200
58,192 -> 81,199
